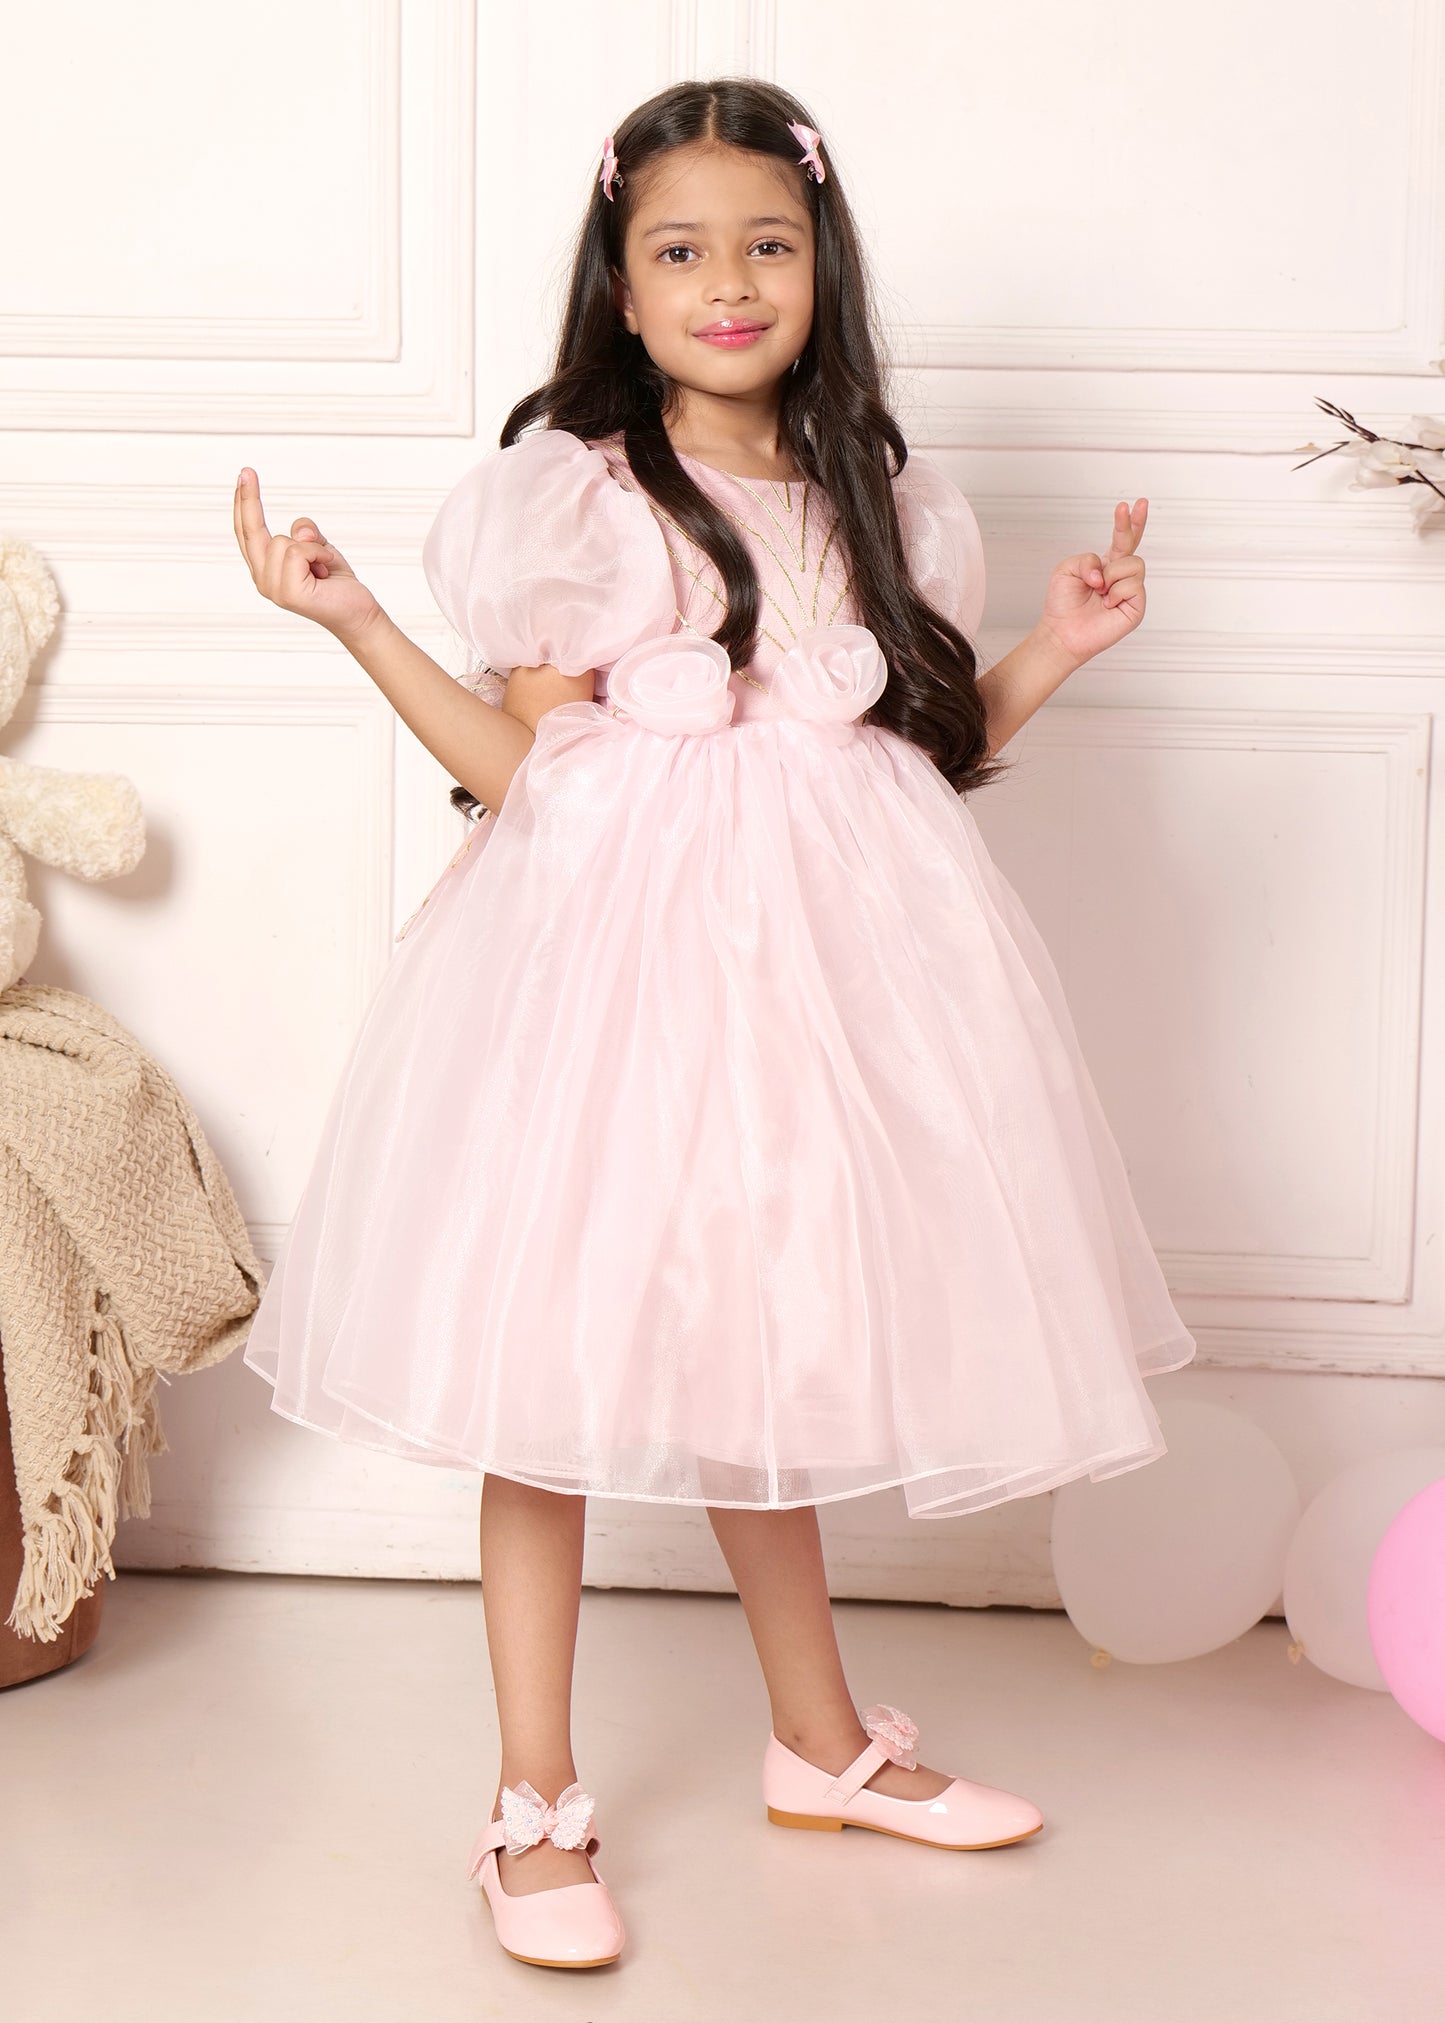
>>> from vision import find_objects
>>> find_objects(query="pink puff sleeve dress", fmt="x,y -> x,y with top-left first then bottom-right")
243,427 -> 1195,1518
420,427 -> 679,684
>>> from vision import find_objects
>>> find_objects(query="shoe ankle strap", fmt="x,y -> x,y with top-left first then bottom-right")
820,1704 -> 922,1805
465,1817 -> 604,1879
822,1737 -> 890,1807
466,1817 -> 509,1877
465,1780 -> 602,1881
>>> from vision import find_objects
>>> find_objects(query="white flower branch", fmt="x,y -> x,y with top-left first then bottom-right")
1294,398 -> 1445,529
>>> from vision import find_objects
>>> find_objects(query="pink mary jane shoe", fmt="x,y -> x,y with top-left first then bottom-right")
764,1703 -> 1045,1850
466,1778 -> 625,1970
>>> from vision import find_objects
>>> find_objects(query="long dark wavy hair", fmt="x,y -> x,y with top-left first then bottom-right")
449,75 -> 1010,819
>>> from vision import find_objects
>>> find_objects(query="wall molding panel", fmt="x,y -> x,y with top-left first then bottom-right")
21,679 -> 398,1011
1021,705 -> 1432,1317
0,0 -> 474,433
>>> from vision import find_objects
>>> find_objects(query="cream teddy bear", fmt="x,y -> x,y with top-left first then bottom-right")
0,539 -> 146,990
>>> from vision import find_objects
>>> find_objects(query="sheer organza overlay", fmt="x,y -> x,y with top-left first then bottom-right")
243,430 -> 1195,1516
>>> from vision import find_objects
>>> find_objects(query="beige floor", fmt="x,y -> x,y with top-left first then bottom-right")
5,1569 -> 1440,2022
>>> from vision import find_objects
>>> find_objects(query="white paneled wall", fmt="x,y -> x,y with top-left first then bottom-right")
4,0 -> 1443,1609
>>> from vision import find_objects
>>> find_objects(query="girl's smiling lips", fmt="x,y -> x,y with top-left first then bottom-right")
694,319 -> 771,348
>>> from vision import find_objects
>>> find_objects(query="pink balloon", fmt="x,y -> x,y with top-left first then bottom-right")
1366,1475 -> 1445,1741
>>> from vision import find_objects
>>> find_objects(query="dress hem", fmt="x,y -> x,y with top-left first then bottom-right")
242,1333 -> 1199,1522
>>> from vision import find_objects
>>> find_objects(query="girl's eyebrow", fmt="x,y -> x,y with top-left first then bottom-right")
641,214 -> 803,238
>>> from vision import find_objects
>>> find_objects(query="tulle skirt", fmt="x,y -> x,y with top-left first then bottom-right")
243,698 -> 1196,1517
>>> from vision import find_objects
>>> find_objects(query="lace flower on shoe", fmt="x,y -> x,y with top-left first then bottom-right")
860,1703 -> 920,1770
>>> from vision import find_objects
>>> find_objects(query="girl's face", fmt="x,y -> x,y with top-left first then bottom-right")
613,142 -> 815,407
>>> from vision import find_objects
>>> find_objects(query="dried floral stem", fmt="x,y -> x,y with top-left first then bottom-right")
1296,397 -> 1445,505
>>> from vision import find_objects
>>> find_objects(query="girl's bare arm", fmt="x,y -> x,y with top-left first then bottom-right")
974,626 -> 1080,759
340,610 -> 589,810
232,467 -> 589,811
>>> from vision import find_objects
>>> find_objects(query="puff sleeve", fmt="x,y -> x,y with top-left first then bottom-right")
893,450 -> 987,642
421,428 -> 678,681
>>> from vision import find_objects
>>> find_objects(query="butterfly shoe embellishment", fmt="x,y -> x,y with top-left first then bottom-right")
860,1702 -> 921,1770
497,1778 -> 597,1856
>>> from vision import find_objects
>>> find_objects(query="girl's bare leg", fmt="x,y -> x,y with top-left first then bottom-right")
478,1471 -> 597,1894
704,1503 -> 953,1799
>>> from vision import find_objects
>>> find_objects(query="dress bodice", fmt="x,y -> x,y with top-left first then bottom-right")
426,425 -> 986,720
591,440 -> 856,724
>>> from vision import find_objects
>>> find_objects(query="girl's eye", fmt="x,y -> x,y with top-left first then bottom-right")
658,240 -> 791,265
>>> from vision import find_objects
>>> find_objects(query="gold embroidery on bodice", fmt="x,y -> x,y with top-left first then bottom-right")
597,446 -> 855,688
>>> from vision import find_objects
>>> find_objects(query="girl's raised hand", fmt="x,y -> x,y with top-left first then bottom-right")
233,468 -> 381,641
1035,499 -> 1148,670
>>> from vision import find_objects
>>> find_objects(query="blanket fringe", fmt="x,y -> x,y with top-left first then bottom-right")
5,1293 -> 168,1643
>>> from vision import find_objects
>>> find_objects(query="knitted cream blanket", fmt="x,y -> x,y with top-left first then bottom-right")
0,984 -> 265,1641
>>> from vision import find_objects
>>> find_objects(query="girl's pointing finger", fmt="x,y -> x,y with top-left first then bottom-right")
235,468 -> 274,569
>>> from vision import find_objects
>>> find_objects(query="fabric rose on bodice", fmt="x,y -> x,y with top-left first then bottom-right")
605,633 -> 736,735
769,623 -> 888,723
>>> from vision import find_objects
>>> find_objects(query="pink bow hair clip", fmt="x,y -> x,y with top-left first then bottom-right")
786,120 -> 826,184
498,1778 -> 596,1854
598,132 -> 622,202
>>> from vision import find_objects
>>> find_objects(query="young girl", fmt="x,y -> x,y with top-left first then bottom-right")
234,77 -> 1195,1972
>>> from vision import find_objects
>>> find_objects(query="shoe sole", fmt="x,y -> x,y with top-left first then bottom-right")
766,1805 -> 1044,1849
497,1944 -> 623,1969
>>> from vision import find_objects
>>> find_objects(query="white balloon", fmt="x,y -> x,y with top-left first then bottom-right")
1282,1446 -> 1445,1690
1050,1399 -> 1300,1663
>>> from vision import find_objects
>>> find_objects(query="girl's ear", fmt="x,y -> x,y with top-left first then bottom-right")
611,266 -> 638,335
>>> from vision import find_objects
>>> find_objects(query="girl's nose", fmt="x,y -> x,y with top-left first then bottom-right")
705,260 -> 757,297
